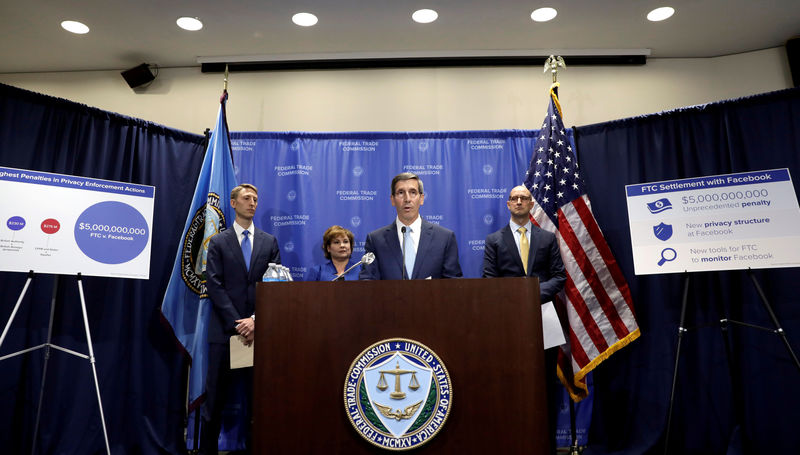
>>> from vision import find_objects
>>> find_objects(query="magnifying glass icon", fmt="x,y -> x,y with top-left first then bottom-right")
658,247 -> 677,266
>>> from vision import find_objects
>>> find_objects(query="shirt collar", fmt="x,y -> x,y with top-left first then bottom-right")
233,220 -> 253,237
509,219 -> 532,233
397,215 -> 423,232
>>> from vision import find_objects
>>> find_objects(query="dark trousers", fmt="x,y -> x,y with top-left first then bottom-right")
544,347 -> 560,454
201,343 -> 253,455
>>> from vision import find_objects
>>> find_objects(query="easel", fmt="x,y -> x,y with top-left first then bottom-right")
0,271 -> 111,455
663,269 -> 800,455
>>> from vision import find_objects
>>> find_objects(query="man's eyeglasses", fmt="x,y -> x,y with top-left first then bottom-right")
394,189 -> 420,199
508,195 -> 532,202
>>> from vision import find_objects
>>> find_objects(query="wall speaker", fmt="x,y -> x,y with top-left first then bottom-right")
120,63 -> 155,88
788,37 -> 800,88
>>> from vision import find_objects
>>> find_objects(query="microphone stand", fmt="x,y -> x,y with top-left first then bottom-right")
331,253 -> 375,281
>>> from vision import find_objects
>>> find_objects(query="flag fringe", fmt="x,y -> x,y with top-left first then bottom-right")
550,83 -> 563,119
558,327 -> 641,402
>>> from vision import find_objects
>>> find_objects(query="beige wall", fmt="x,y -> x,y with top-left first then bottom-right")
0,47 -> 792,135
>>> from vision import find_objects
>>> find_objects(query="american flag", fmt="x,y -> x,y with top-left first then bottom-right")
524,84 -> 640,400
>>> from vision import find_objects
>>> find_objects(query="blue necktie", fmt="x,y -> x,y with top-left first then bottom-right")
404,227 -> 416,279
242,230 -> 251,271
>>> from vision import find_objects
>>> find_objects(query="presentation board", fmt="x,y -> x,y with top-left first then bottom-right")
0,166 -> 154,279
625,168 -> 800,275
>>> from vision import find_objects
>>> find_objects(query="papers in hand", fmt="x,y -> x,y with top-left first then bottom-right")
541,301 -> 566,349
229,335 -> 254,369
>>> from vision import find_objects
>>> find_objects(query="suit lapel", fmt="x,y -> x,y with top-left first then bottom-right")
526,226 -> 538,275
252,228 -> 276,279
502,225 -> 527,275
224,229 -> 249,275
249,229 -> 267,279
413,220 -> 434,279
383,222 -> 404,273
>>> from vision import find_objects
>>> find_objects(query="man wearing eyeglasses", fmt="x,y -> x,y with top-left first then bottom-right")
483,185 -> 566,455
482,185 -> 565,302
359,172 -> 462,280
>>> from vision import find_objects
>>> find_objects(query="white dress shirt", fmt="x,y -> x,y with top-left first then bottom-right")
395,215 -> 423,251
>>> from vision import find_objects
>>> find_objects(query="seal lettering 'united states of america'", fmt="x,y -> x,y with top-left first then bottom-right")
344,338 -> 452,451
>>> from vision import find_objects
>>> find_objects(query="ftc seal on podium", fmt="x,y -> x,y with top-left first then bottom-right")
344,338 -> 452,450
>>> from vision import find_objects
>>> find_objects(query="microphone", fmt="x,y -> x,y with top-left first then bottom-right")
331,252 -> 375,281
401,226 -> 407,280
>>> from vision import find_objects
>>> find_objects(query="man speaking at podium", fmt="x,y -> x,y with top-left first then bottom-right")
202,183 -> 281,455
360,172 -> 462,280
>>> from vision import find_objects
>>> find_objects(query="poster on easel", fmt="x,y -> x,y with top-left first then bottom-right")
0,166 -> 154,279
625,168 -> 800,275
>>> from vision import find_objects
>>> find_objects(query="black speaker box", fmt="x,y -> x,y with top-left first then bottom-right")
788,37 -> 800,88
121,63 -> 155,88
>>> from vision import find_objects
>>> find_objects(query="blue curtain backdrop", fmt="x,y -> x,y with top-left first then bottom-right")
230,130 -> 571,279
572,87 -> 800,455
0,83 -> 205,454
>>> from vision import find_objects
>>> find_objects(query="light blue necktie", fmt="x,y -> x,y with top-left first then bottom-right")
242,229 -> 251,271
403,227 -> 416,279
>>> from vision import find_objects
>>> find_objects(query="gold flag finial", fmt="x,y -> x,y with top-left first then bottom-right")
223,64 -> 229,91
543,55 -> 566,83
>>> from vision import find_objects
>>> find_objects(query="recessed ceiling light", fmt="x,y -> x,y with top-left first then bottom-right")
531,7 -> 557,22
176,17 -> 203,31
647,7 -> 675,22
292,12 -> 318,27
412,9 -> 438,24
61,20 -> 89,34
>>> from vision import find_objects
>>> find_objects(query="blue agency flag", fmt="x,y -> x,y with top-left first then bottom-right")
160,91 -> 238,416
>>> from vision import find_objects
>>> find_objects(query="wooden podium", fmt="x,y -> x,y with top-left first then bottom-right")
254,277 -> 548,453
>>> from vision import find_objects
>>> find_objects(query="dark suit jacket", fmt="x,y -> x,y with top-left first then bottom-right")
482,223 -> 566,303
359,219 -> 462,280
205,226 -> 280,344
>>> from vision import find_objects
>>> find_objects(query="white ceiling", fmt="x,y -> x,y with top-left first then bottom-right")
2,0 -> 799,74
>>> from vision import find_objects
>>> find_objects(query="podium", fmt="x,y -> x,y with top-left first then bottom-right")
254,277 -> 548,453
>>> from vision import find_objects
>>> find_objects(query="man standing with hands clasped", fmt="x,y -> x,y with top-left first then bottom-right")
202,183 -> 280,455
359,172 -> 462,280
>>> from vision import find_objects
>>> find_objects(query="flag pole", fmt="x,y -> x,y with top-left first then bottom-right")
543,54 -> 581,455
220,64 -> 235,164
